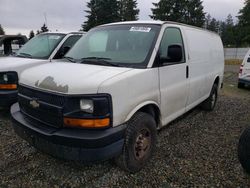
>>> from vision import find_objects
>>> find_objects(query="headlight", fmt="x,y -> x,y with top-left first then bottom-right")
64,95 -> 112,129
80,99 -> 94,113
0,72 -> 18,90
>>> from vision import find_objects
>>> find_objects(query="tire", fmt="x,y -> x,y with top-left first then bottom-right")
201,83 -> 218,111
238,82 -> 245,89
238,127 -> 250,173
115,112 -> 157,173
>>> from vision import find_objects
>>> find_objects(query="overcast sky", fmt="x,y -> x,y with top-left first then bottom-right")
0,0 -> 245,36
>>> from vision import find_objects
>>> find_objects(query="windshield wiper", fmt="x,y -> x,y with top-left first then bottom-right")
17,52 -> 33,58
77,57 -> 122,67
64,56 -> 76,63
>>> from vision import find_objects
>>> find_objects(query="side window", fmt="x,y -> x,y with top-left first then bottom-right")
53,35 -> 82,59
159,27 -> 185,63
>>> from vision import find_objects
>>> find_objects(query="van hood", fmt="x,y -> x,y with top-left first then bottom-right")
20,62 -> 133,94
0,56 -> 47,73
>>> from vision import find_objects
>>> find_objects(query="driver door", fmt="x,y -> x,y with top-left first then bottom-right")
158,27 -> 189,125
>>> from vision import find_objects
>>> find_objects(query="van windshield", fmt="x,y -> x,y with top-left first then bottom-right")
66,24 -> 161,68
16,33 -> 65,59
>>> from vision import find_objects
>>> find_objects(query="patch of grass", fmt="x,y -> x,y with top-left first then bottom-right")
225,59 -> 243,65
221,83 -> 250,100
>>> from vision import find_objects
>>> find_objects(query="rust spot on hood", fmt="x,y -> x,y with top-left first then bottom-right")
35,76 -> 69,93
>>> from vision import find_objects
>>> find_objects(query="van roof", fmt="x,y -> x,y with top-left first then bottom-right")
102,20 -> 218,35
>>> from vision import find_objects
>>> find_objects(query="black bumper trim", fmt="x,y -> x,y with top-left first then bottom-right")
239,78 -> 250,85
0,90 -> 17,107
11,103 -> 126,162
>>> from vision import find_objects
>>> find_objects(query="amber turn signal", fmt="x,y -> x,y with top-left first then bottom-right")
0,84 -> 17,90
64,117 -> 110,128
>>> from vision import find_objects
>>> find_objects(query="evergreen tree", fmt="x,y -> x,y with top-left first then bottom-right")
29,30 -> 35,40
0,24 -> 5,35
226,14 -> 234,27
207,18 -> 219,32
204,14 -> 212,29
120,0 -> 139,21
238,0 -> 250,27
238,0 -> 250,45
150,0 -> 205,27
224,14 -> 235,46
40,23 -> 49,33
82,0 -> 98,31
185,0 -> 205,27
150,0 -> 181,21
82,0 -> 120,31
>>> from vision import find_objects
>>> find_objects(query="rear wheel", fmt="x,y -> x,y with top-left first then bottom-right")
115,112 -> 157,173
238,127 -> 250,173
201,83 -> 218,111
238,82 -> 245,89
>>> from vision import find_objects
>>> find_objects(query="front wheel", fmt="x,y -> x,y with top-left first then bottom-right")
201,83 -> 218,111
115,112 -> 157,173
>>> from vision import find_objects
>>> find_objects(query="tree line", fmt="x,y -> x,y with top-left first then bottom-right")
0,23 -> 49,40
1,0 -> 249,46
82,0 -> 250,47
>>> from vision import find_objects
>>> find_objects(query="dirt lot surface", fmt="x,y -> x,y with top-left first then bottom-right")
1,65 -> 250,187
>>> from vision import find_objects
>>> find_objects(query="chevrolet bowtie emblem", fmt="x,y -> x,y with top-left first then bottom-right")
30,99 -> 40,109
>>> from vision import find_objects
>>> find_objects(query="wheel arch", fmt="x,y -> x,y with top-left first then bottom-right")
214,76 -> 220,86
125,101 -> 161,129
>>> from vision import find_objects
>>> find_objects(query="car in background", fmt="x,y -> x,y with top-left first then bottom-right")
0,35 -> 28,56
238,49 -> 250,88
0,32 -> 85,107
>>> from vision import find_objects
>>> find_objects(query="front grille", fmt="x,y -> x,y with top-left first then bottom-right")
18,85 -> 66,128
19,86 -> 66,106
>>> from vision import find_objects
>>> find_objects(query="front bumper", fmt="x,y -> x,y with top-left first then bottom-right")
0,90 -> 18,107
11,103 -> 126,162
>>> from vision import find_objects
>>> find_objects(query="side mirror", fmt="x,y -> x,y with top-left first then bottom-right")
167,44 -> 183,62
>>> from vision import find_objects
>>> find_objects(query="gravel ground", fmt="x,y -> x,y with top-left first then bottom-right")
1,65 -> 250,187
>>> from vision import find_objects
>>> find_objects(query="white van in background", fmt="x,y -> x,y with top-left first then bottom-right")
11,21 -> 224,172
238,49 -> 250,88
0,32 -> 84,107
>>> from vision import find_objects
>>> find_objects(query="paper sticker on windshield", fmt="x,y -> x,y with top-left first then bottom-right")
130,27 -> 151,32
48,36 -> 61,40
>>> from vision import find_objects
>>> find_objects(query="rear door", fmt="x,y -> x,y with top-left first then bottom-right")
158,26 -> 189,125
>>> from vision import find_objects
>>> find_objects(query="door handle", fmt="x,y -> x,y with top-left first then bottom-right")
186,65 -> 189,79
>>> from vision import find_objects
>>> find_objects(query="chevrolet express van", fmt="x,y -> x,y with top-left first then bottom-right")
11,21 -> 224,172
238,49 -> 250,88
0,32 -> 84,107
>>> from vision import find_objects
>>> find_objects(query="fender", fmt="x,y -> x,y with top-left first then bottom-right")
125,101 -> 161,122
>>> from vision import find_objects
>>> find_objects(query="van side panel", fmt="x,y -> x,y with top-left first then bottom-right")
184,27 -> 224,110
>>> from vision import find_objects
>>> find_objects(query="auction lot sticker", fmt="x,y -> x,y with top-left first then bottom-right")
130,27 -> 151,32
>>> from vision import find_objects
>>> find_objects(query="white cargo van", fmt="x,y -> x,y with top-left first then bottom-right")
238,49 -> 250,88
0,32 -> 84,107
11,21 -> 224,172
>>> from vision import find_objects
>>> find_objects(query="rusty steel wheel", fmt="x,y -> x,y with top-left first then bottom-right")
134,128 -> 152,161
115,112 -> 157,173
